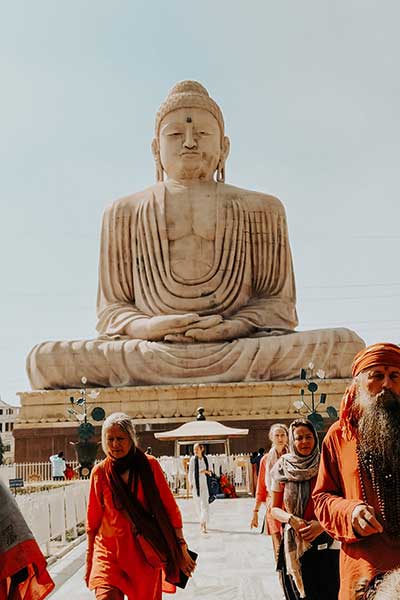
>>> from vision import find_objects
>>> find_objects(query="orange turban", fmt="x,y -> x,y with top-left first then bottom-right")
351,342 -> 400,377
340,343 -> 400,438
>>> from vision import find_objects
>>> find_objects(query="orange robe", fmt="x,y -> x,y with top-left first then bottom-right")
0,538 -> 54,600
313,421 -> 400,600
86,455 -> 183,600
255,453 -> 281,535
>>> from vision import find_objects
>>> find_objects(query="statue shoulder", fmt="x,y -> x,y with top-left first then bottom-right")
102,183 -> 162,217
220,183 -> 286,216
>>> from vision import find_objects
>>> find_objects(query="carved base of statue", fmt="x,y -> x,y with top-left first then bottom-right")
27,327 -> 363,389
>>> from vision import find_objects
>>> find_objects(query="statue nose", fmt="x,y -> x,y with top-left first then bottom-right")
183,128 -> 197,149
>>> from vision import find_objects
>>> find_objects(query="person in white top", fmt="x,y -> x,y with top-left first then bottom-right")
188,443 -> 212,533
49,451 -> 66,480
250,424 -> 289,560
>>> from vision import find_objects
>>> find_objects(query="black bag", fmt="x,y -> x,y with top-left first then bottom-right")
206,473 -> 219,503
309,530 -> 335,551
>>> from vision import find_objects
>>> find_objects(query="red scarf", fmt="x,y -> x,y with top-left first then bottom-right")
103,447 -> 182,583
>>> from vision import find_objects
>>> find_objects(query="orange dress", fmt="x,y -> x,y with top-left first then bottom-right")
86,455 -> 183,600
313,421 -> 400,600
255,453 -> 281,535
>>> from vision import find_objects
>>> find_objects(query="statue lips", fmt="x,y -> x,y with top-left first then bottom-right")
180,151 -> 200,158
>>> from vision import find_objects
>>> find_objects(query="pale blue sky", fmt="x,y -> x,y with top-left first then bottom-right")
1,1 -> 399,405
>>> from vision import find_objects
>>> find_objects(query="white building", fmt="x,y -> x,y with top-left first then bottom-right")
0,398 -> 19,463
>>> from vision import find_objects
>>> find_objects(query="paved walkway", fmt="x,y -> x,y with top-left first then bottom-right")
49,497 -> 284,599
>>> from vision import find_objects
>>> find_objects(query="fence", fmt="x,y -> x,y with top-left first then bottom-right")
0,453 -> 253,498
159,453 -> 253,496
0,460 -> 81,485
15,480 -> 89,556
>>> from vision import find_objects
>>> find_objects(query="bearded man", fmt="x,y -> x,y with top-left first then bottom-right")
313,343 -> 400,600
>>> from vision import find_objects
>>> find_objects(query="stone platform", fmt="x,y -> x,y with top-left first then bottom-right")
15,379 -> 349,461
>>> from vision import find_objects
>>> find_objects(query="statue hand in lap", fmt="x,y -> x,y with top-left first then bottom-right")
126,314 -> 223,342
183,319 -> 254,343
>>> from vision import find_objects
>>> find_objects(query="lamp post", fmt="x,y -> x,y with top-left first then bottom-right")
67,376 -> 105,477
293,363 -> 338,431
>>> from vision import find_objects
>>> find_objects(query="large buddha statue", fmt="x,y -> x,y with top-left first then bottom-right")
27,81 -> 364,389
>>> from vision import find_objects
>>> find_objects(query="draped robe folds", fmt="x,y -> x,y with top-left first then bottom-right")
312,421 -> 400,600
27,183 -> 364,389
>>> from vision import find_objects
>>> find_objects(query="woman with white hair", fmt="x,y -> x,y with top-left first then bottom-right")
250,423 -> 289,560
188,443 -> 212,534
85,412 -> 196,600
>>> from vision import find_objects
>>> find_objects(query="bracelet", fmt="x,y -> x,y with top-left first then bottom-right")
253,509 -> 259,513
176,537 -> 187,545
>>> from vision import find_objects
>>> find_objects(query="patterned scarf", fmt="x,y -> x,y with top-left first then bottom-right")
271,420 -> 320,598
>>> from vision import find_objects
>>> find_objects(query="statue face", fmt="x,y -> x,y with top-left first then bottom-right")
158,107 -> 223,181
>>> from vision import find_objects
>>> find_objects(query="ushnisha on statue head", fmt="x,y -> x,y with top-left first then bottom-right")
151,80 -> 230,183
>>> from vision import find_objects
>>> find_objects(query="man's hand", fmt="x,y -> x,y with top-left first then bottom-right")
351,504 -> 383,537
184,319 -> 254,343
298,520 -> 324,542
126,314 -> 222,341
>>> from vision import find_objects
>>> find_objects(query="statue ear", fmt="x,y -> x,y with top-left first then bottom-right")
217,136 -> 230,183
151,138 -> 164,182
222,136 -> 230,162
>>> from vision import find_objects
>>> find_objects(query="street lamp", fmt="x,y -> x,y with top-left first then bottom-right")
293,363 -> 338,431
67,376 -> 105,477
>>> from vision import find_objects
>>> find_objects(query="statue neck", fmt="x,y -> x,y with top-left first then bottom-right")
165,178 -> 218,192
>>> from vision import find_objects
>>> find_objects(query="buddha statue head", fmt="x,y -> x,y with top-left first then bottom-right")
152,81 -> 230,183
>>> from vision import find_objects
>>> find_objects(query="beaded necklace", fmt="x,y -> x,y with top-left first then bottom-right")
356,444 -> 400,538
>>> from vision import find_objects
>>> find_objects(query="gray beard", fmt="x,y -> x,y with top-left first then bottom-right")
358,389 -> 400,472
357,389 -> 400,537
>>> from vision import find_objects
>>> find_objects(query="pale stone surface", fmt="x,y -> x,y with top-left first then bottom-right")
17,378 -> 350,426
49,497 -> 284,600
27,81 -> 364,390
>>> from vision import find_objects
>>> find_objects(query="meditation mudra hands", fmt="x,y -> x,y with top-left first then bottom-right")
351,504 -> 383,537
126,313 -> 254,343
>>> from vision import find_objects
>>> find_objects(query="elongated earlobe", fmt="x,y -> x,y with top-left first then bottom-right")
216,158 -> 225,183
151,138 -> 164,182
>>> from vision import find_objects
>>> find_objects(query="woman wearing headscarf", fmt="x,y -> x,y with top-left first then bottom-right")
188,443 -> 212,534
85,412 -> 196,600
250,423 -> 289,561
0,479 -> 54,600
271,418 -> 340,600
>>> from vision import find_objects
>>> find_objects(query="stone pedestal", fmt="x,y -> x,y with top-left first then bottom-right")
15,379 -> 349,461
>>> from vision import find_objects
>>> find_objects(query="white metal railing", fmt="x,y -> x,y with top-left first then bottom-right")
0,454 -> 253,497
159,453 -> 253,497
0,460 -> 81,484
15,480 -> 89,556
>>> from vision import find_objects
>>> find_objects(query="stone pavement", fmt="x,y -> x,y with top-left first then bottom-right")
49,497 -> 284,600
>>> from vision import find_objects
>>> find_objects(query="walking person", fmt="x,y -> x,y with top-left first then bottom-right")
250,423 -> 289,560
0,479 -> 54,599
271,418 -> 340,600
188,443 -> 212,534
85,412 -> 196,600
49,451 -> 66,480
